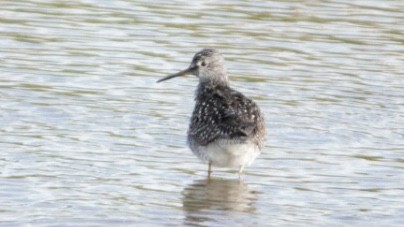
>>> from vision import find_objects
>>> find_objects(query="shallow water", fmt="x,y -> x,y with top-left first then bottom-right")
1,0 -> 403,226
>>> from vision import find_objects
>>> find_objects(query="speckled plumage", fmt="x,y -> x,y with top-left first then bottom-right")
187,83 -> 265,151
158,49 -> 265,178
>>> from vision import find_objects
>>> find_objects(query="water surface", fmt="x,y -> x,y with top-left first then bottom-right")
0,0 -> 403,226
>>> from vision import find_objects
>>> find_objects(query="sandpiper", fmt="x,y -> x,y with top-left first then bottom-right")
157,49 -> 265,179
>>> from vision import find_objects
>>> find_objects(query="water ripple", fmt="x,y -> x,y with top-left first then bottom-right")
0,0 -> 403,226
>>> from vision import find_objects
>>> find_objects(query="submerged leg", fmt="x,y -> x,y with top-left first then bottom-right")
238,165 -> 245,181
207,161 -> 212,180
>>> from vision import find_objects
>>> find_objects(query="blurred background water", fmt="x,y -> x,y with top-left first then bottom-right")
0,0 -> 403,226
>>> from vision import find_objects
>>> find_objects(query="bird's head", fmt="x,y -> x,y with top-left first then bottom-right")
157,49 -> 228,85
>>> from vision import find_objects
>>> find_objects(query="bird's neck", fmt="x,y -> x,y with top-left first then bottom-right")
195,79 -> 229,99
198,69 -> 229,87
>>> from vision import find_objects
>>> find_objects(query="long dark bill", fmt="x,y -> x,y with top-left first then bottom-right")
156,67 -> 194,83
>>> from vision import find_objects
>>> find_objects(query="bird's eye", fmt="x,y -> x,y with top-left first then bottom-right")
201,61 -> 206,67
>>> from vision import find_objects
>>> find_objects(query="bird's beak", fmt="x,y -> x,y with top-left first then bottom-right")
157,66 -> 195,83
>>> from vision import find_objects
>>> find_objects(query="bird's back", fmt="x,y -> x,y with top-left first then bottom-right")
187,82 -> 265,152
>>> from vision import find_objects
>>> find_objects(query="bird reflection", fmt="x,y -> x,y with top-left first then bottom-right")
182,178 -> 259,225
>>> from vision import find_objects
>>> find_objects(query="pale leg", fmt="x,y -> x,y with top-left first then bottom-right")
208,161 -> 212,180
238,165 -> 245,181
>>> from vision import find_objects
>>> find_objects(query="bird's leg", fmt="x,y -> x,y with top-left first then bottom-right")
207,161 -> 212,180
238,165 -> 245,181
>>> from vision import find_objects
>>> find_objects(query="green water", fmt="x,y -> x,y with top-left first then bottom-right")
0,0 -> 403,226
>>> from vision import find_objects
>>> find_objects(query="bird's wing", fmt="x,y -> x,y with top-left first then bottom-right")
218,89 -> 263,140
189,88 -> 264,146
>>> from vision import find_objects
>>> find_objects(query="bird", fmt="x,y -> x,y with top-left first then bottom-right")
157,49 -> 265,179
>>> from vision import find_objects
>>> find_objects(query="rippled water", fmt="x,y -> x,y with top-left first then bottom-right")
1,0 -> 403,226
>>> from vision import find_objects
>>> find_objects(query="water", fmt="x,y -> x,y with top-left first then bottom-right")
1,0 -> 403,226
